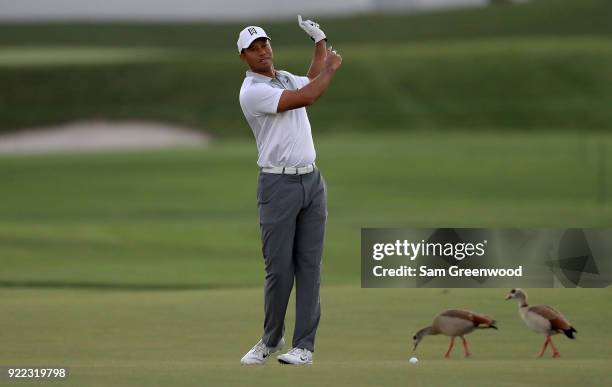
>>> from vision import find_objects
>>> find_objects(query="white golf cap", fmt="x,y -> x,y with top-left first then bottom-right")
237,26 -> 270,53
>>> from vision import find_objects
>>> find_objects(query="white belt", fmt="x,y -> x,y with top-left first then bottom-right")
261,163 -> 316,175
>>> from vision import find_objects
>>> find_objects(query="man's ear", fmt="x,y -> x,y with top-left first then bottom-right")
239,51 -> 246,63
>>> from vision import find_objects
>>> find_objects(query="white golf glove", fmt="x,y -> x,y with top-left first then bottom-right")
298,15 -> 326,43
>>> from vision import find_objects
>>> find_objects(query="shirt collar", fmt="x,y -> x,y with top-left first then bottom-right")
246,70 -> 276,82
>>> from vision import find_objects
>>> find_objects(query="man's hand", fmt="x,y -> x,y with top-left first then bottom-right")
324,47 -> 342,72
298,15 -> 326,43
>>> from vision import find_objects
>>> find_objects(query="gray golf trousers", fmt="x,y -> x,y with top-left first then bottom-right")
257,168 -> 327,352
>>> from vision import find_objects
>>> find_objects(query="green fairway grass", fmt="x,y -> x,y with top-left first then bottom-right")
1,287 -> 610,387
1,132 -> 611,288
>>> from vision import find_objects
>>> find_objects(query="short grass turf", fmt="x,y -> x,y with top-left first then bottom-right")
1,131 -> 611,289
1,132 -> 611,386
0,287 -> 610,387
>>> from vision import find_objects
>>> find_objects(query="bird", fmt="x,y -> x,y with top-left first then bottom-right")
505,288 -> 577,358
413,309 -> 498,358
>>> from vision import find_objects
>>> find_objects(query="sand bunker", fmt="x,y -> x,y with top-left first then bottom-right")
0,121 -> 210,155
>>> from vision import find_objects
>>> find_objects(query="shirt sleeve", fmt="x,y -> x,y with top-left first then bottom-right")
296,76 -> 311,89
241,83 -> 284,116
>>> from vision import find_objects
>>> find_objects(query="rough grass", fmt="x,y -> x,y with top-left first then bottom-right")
0,0 -> 610,49
0,0 -> 611,134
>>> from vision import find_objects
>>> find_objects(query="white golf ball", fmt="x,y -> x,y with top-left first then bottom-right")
409,356 -> 419,364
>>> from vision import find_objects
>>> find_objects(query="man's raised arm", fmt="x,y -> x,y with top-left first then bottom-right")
297,15 -> 328,80
277,47 -> 342,113
307,39 -> 327,79
277,16 -> 341,113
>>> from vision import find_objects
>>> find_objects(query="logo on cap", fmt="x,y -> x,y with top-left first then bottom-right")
248,27 -> 257,36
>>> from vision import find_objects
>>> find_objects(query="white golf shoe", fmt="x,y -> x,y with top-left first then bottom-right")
240,338 -> 285,365
277,347 -> 313,365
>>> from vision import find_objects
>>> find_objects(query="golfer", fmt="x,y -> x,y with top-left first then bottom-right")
238,16 -> 342,365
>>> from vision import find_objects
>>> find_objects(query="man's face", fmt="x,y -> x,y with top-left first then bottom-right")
240,38 -> 273,73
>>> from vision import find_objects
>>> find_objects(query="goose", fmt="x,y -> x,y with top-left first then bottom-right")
505,288 -> 577,358
413,309 -> 497,358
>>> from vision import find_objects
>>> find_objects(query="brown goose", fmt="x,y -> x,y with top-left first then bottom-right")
413,309 -> 497,358
505,288 -> 577,358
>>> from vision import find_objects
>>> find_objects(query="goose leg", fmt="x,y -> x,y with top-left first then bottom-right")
460,336 -> 472,357
444,337 -> 455,358
538,336 -> 550,357
549,337 -> 561,358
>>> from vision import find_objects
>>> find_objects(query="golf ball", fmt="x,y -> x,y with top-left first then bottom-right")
409,357 -> 419,364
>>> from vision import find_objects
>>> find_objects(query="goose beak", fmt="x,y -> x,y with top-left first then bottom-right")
505,294 -> 512,300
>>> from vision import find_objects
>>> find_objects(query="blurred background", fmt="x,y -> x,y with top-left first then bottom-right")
0,1 -> 611,386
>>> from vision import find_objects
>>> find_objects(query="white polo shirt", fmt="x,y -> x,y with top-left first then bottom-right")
239,70 -> 316,168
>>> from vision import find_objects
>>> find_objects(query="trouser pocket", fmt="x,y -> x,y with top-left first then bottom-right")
257,173 -> 282,204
